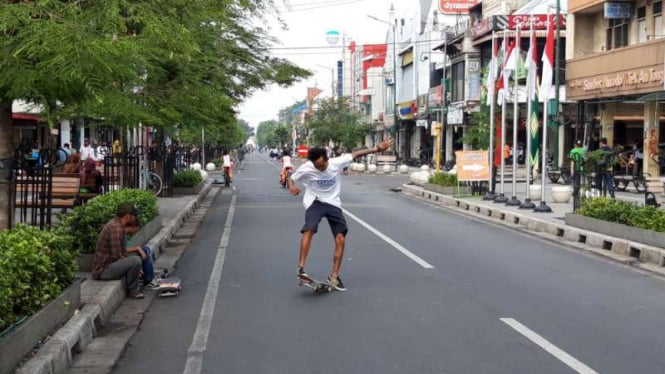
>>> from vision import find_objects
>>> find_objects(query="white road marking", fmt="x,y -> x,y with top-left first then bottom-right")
342,208 -> 434,269
500,318 -> 598,374
183,195 -> 236,374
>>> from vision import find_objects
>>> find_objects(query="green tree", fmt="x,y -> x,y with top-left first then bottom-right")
256,120 -> 280,147
459,106 -> 491,150
307,97 -> 369,149
0,1 -> 310,230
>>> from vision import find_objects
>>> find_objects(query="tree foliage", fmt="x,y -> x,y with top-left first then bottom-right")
306,97 -> 369,149
256,120 -> 290,148
0,0 -> 312,229
459,106 -> 490,150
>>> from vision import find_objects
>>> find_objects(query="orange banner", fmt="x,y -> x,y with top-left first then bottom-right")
455,150 -> 490,181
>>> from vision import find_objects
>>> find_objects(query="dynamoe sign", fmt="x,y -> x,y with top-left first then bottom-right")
455,150 -> 489,181
439,0 -> 479,14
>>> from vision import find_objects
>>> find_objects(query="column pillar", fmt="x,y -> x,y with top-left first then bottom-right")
600,103 -> 616,146
644,101 -> 660,176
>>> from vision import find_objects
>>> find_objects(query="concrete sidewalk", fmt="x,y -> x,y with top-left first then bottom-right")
15,182 -> 215,374
402,179 -> 665,278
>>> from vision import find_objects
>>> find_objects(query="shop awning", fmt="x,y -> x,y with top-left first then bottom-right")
637,91 -> 665,101
13,113 -> 45,122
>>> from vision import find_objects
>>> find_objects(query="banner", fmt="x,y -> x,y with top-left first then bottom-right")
456,150 -> 490,181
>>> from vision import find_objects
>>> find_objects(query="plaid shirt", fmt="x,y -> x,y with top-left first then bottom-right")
92,218 -> 127,279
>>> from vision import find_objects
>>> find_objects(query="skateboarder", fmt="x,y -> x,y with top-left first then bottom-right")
287,137 -> 394,291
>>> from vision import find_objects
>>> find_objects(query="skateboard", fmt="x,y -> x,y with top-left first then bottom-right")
297,274 -> 333,293
157,277 -> 182,297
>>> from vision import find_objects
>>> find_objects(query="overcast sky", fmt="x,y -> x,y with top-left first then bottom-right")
237,0 -> 417,129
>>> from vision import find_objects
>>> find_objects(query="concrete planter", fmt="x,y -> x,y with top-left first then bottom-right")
78,215 -> 163,272
423,183 -> 457,195
172,182 -> 204,196
565,213 -> 665,249
528,184 -> 542,201
551,185 -> 572,203
0,278 -> 81,374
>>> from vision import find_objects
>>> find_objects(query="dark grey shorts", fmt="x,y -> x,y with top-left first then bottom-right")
301,200 -> 348,237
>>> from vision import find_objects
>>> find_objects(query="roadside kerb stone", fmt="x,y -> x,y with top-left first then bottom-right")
146,181 -> 212,258
80,281 -> 124,326
401,184 -> 665,277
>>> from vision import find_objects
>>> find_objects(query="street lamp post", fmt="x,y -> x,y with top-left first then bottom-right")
367,13 -> 397,154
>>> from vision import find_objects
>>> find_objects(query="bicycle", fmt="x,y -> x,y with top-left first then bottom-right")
280,167 -> 293,188
222,166 -> 231,187
135,147 -> 163,195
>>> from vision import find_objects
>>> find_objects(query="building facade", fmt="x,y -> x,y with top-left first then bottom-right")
567,0 -> 665,177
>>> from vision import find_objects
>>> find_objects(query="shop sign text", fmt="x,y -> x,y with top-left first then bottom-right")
568,68 -> 664,92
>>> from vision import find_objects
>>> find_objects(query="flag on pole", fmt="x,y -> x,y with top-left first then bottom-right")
485,33 -> 499,106
496,36 -> 509,105
539,14 -> 556,102
494,113 -> 503,167
525,28 -> 540,167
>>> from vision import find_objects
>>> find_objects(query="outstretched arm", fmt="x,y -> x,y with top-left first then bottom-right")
351,137 -> 395,159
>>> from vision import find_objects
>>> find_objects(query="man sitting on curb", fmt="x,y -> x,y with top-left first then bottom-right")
123,215 -> 160,290
92,203 -> 151,299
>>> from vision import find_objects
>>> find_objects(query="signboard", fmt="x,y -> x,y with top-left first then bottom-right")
431,122 -> 443,136
499,15 -> 567,30
428,85 -> 443,108
455,150 -> 489,181
567,66 -> 664,97
439,0 -> 479,15
297,144 -> 309,158
417,94 -> 428,114
604,2 -> 632,19
447,107 -> 464,125
466,58 -> 481,101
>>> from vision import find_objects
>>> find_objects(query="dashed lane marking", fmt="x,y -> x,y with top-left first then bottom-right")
342,208 -> 435,269
500,318 -> 598,374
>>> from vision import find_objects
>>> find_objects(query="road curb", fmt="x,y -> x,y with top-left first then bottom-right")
15,182 -> 215,374
401,184 -> 665,278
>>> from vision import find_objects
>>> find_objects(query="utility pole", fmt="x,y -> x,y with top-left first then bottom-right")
553,0 -> 561,167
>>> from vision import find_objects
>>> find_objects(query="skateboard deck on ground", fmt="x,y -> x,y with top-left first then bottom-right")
297,274 -> 333,293
157,277 -> 182,297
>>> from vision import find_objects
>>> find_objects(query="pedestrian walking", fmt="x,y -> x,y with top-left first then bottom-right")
595,137 -> 615,198
570,140 -> 586,200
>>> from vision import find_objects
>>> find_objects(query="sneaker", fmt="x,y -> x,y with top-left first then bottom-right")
327,275 -> 347,291
144,280 -> 160,290
297,266 -> 314,282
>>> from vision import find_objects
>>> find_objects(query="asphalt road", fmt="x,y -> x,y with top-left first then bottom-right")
113,151 -> 665,374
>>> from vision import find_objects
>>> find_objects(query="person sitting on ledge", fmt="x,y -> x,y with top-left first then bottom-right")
92,203 -> 149,299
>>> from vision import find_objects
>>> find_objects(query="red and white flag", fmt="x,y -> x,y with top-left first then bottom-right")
525,25 -> 538,101
485,33 -> 499,106
539,14 -> 556,102
497,37 -> 512,105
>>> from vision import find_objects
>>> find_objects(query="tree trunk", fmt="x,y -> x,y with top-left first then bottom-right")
0,100 -> 13,231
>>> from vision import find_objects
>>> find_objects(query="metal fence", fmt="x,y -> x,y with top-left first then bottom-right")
9,149 -> 64,229
4,144 -> 210,229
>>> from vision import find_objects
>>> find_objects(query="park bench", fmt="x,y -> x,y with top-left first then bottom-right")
15,174 -> 82,210
376,154 -> 398,172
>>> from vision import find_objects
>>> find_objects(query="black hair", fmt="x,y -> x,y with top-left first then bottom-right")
307,147 -> 328,163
